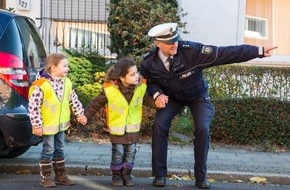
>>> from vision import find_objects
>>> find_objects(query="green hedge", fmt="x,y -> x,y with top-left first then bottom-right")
210,97 -> 290,147
171,65 -> 290,147
204,65 -> 290,101
65,50 -> 112,105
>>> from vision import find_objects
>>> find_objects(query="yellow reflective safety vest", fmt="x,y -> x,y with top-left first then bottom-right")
29,77 -> 72,135
104,81 -> 147,135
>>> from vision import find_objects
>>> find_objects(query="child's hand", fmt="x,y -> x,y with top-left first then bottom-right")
32,126 -> 43,137
77,115 -> 87,125
154,94 -> 168,108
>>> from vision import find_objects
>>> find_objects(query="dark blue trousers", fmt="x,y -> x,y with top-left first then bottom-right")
152,93 -> 214,180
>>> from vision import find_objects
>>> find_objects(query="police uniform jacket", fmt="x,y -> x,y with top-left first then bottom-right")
140,40 -> 264,102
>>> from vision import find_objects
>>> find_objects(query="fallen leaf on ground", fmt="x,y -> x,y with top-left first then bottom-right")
15,170 -> 32,174
168,174 -> 182,180
250,176 -> 267,184
181,175 -> 192,180
208,178 -> 217,183
234,179 -> 244,183
167,174 -> 194,181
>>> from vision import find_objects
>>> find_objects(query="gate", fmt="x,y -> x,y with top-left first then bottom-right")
39,0 -> 115,59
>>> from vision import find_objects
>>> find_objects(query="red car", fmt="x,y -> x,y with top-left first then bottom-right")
0,9 -> 46,157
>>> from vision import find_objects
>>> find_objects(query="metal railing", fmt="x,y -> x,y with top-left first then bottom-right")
38,0 -> 115,59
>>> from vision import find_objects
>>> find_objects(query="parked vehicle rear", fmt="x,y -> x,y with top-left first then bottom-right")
0,9 -> 46,158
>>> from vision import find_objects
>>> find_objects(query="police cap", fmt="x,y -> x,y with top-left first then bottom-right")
148,23 -> 180,44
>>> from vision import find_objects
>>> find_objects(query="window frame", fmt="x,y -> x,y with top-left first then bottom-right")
244,15 -> 268,40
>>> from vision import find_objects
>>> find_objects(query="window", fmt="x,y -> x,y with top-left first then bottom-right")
244,16 -> 267,39
14,17 -> 46,83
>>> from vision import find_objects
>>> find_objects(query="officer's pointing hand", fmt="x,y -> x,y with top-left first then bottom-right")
264,46 -> 278,57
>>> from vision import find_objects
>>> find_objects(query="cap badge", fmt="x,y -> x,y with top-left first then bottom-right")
169,27 -> 173,36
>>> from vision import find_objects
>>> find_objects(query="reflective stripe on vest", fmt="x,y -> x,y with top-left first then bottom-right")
104,82 -> 146,135
29,77 -> 72,135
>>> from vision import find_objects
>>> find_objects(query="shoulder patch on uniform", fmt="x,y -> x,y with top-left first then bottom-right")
201,46 -> 213,54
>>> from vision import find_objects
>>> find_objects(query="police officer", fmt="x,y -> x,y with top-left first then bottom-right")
140,22 -> 277,189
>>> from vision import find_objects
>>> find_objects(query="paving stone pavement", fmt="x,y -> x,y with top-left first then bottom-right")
1,141 -> 290,179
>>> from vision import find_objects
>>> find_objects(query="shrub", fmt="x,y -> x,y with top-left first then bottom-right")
107,0 -> 185,62
210,97 -> 290,147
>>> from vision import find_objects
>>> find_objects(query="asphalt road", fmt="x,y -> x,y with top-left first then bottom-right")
1,174 -> 290,190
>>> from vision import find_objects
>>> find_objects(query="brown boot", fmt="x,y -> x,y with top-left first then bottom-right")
121,168 -> 135,186
52,157 -> 75,186
111,170 -> 123,186
39,160 -> 56,187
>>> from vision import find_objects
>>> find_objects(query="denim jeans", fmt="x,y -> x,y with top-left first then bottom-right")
110,143 -> 137,170
40,131 -> 65,160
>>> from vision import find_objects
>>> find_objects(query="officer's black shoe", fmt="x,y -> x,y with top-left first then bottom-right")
153,176 -> 166,187
195,179 -> 211,189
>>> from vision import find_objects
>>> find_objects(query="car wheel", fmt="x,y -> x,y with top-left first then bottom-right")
1,146 -> 31,158
0,133 -> 31,158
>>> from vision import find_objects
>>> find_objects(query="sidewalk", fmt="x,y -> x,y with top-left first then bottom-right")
1,141 -> 290,182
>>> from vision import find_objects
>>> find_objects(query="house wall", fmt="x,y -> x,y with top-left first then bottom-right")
179,0 -> 246,46
272,0 -> 290,55
179,0 -> 290,62
245,0 -> 290,55
244,0 -> 273,49
5,0 -> 42,27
